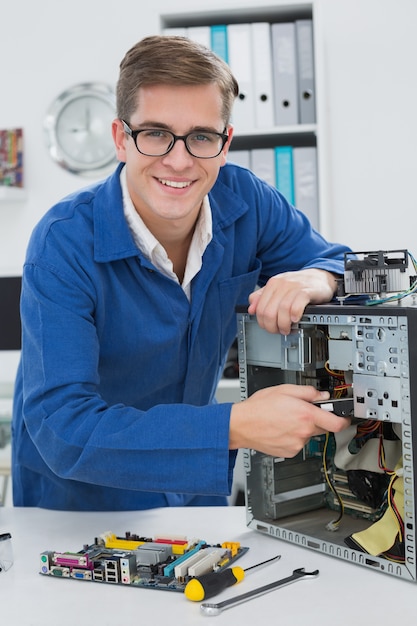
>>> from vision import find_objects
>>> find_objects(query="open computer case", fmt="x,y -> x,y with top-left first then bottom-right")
238,250 -> 417,582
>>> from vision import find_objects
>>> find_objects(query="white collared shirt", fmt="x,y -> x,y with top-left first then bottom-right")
120,166 -> 212,300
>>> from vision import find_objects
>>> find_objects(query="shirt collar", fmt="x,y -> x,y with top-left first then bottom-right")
120,166 -> 212,298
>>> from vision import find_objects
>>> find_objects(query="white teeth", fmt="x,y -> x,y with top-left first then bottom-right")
159,179 -> 191,188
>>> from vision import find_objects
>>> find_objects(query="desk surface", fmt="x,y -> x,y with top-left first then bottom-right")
1,505 -> 416,625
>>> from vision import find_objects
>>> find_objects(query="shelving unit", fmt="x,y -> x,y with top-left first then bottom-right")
160,2 -> 325,232
229,124 -> 317,151
161,5 -> 314,30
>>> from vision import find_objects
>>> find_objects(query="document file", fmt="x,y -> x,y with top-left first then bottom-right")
293,146 -> 319,229
295,20 -> 316,124
228,150 -> 251,169
227,23 -> 255,131
251,148 -> 275,186
251,22 -> 275,128
186,26 -> 211,49
274,146 -> 295,204
271,22 -> 299,126
210,24 -> 228,62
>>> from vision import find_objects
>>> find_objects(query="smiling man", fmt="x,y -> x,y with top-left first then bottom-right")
12,35 -> 352,511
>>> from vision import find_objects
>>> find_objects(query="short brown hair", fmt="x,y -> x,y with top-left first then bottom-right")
117,35 -> 239,125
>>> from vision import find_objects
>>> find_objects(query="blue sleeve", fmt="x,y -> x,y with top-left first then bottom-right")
18,262 -> 233,497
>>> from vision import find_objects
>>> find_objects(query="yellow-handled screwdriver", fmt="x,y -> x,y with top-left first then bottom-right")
184,554 -> 281,602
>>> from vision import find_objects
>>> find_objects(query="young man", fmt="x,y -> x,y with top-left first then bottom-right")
12,35 -> 352,510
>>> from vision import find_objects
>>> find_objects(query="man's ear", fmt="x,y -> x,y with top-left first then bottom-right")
112,119 -> 127,163
220,125 -> 234,167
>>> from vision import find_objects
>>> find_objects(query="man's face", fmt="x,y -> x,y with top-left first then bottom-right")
113,83 -> 233,231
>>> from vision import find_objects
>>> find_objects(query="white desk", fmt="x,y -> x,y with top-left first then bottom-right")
1,505 -> 416,625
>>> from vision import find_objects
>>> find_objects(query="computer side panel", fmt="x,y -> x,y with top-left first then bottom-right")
238,302 -> 417,582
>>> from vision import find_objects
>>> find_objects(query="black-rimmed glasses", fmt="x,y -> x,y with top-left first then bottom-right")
122,120 -> 228,159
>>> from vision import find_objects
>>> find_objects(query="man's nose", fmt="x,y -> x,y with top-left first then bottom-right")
162,138 -> 194,166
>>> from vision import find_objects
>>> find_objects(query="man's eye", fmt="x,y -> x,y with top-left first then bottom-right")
193,134 -> 212,143
143,130 -> 167,138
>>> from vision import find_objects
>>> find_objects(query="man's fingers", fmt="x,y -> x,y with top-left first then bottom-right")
248,287 -> 310,335
276,385 -> 351,433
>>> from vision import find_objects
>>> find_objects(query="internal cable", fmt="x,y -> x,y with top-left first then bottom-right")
323,433 -> 344,530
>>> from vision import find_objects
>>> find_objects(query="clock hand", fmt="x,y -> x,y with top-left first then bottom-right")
69,106 -> 91,134
85,106 -> 91,132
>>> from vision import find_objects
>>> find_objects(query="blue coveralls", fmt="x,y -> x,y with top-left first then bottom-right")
12,162 -> 351,510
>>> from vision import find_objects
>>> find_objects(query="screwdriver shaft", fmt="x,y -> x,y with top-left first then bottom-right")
244,554 -> 281,573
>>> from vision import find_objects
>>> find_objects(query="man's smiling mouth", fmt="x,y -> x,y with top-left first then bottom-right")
158,179 -> 192,189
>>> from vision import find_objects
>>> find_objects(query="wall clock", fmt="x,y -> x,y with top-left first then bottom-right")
44,82 -> 118,177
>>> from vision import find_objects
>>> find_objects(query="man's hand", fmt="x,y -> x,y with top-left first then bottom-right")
229,384 -> 350,458
248,268 -> 338,335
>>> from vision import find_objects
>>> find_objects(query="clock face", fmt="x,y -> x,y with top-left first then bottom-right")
44,83 -> 118,177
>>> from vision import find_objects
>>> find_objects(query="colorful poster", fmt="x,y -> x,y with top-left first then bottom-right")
0,128 -> 23,187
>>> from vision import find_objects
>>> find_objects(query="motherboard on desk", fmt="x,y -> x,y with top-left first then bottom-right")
238,250 -> 417,583
40,530 -> 248,591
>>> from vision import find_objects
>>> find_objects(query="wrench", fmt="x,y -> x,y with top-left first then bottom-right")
200,567 -> 319,616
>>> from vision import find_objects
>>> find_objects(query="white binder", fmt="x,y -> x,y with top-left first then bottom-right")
227,23 -> 256,131
271,22 -> 299,126
293,146 -> 319,229
295,20 -> 316,124
228,150 -> 251,169
251,148 -> 275,186
251,22 -> 275,128
186,26 -> 211,49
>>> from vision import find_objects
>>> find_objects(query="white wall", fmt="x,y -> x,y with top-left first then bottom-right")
318,0 -> 417,251
1,0 -> 416,273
